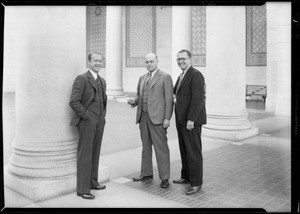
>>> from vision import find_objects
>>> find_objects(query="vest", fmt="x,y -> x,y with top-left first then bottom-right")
87,77 -> 104,116
142,75 -> 151,112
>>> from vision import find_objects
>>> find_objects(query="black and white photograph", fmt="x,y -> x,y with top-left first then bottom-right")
1,2 -> 296,213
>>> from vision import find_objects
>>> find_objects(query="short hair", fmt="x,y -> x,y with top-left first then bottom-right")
178,49 -> 192,58
88,52 -> 102,62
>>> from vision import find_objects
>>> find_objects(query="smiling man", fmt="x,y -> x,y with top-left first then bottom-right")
69,52 -> 107,199
173,49 -> 207,195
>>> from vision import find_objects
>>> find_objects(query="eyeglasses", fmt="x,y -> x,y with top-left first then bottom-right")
176,58 -> 189,62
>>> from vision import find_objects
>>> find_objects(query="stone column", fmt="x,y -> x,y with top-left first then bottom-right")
171,6 -> 192,80
265,3 -> 291,116
203,6 -> 258,141
106,6 -> 124,97
4,6 -> 109,202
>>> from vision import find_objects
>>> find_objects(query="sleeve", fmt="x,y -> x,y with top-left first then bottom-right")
187,71 -> 205,121
132,77 -> 142,107
69,75 -> 88,119
164,74 -> 174,120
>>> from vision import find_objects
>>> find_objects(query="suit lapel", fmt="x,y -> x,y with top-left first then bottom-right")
149,69 -> 161,90
139,73 -> 148,96
177,66 -> 193,93
87,70 -> 97,90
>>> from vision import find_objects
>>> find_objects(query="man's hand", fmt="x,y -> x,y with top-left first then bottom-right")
127,98 -> 136,108
163,119 -> 170,129
186,120 -> 194,131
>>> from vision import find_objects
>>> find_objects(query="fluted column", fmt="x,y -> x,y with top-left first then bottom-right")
106,6 -> 124,97
203,6 -> 258,141
4,6 -> 109,202
266,2 -> 291,116
171,6 -> 192,80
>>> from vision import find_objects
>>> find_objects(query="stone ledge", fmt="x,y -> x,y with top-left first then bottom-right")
4,165 -> 110,202
202,126 -> 259,141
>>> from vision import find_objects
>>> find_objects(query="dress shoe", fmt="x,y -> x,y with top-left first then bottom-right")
77,193 -> 95,199
91,184 -> 106,190
133,175 -> 153,182
185,185 -> 202,195
161,179 -> 170,188
173,178 -> 190,184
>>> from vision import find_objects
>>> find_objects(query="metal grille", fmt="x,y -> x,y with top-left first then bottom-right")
192,6 -> 206,67
126,6 -> 156,67
246,5 -> 267,66
86,6 -> 106,67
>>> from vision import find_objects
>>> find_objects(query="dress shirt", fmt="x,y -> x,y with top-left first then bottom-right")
89,69 -> 99,81
149,68 -> 158,79
181,65 -> 191,78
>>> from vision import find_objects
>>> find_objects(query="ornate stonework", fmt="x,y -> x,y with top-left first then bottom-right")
246,5 -> 267,66
192,6 -> 206,67
126,6 -> 156,67
86,6 -> 106,67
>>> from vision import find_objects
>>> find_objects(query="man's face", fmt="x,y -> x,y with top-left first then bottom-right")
89,54 -> 103,73
145,54 -> 158,72
176,52 -> 191,71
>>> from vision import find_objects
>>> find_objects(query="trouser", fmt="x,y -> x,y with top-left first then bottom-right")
175,116 -> 203,186
77,112 -> 105,194
139,111 -> 170,180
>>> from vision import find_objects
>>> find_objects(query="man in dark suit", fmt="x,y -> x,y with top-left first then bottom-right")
173,49 -> 207,195
128,53 -> 173,188
69,52 -> 107,200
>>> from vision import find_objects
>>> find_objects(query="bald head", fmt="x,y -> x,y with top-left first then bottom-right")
145,53 -> 159,72
145,53 -> 158,60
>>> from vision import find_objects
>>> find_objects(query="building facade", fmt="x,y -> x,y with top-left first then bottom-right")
3,4 -> 291,201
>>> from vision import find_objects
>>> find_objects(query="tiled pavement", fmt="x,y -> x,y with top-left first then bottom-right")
123,144 -> 291,212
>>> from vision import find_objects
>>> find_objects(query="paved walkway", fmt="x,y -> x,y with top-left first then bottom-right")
3,97 -> 291,212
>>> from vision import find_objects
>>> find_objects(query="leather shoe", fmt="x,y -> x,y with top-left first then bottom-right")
161,179 -> 169,188
133,175 -> 153,182
91,184 -> 106,190
173,178 -> 190,184
185,185 -> 202,195
77,193 -> 95,199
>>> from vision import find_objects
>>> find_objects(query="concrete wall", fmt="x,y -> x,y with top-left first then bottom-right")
246,66 -> 267,85
2,6 -> 269,95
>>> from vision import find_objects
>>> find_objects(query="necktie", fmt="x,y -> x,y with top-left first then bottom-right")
176,72 -> 184,94
96,74 -> 100,82
146,73 -> 152,85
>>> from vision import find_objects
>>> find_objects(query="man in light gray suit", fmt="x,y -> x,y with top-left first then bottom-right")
128,53 -> 174,188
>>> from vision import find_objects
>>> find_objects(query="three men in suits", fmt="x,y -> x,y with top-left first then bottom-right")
69,52 -> 107,200
128,53 -> 174,188
173,49 -> 207,195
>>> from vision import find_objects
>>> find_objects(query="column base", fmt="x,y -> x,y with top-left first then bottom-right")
202,126 -> 259,141
4,165 -> 110,202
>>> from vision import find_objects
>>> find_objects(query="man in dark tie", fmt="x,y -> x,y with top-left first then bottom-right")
173,49 -> 207,195
69,52 -> 107,199
128,53 -> 174,189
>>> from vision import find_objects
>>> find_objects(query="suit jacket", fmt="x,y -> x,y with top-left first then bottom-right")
174,66 -> 206,126
69,70 -> 107,126
132,69 -> 173,125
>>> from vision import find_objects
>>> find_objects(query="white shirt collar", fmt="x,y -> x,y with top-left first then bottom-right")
182,66 -> 191,76
149,68 -> 158,79
89,69 -> 98,80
